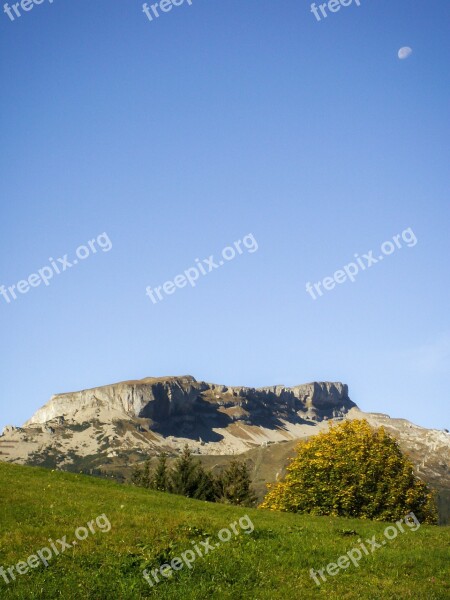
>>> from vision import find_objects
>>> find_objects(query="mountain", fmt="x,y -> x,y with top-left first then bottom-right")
0,376 -> 355,463
1,375 -> 449,521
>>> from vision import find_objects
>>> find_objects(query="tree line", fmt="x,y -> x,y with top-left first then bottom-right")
131,445 -> 257,507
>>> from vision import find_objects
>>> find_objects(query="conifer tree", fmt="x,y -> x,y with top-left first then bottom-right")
216,460 -> 257,506
131,463 -> 143,486
170,445 -> 203,498
153,452 -> 170,492
131,457 -> 152,488
191,465 -> 216,502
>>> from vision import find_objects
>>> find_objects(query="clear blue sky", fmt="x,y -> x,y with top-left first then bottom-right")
1,0 -> 449,432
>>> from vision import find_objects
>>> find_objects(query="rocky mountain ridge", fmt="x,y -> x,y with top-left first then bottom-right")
1,375 -> 449,522
24,376 -> 354,425
1,376 -> 354,463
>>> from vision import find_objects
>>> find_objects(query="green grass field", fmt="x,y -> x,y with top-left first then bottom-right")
0,462 -> 448,599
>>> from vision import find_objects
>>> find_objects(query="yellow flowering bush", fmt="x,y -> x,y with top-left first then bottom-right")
259,420 -> 437,524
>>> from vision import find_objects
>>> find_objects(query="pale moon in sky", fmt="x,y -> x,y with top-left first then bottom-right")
398,47 -> 413,60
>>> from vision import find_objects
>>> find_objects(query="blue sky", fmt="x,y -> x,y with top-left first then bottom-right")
0,0 -> 449,432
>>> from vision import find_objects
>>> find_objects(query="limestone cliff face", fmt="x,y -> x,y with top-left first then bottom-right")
262,382 -> 350,411
25,376 -> 205,425
25,376 -> 354,426
0,376 -> 357,471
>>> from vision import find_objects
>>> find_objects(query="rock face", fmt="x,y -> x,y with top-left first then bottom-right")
25,377 -> 354,426
26,376 -> 205,425
1,376 -> 355,468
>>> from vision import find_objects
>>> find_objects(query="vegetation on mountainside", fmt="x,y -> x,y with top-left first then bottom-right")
260,420 -> 438,524
131,445 -> 256,507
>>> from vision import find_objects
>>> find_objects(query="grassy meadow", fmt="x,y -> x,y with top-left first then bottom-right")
0,462 -> 448,599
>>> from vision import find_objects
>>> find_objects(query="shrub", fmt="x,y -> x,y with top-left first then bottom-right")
259,419 -> 438,524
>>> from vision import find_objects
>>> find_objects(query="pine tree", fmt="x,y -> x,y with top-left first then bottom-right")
170,445 -> 202,498
131,457 -> 152,488
192,465 -> 216,501
259,420 -> 438,524
152,453 -> 169,492
216,460 -> 257,506
141,458 -> 152,488
131,464 -> 142,486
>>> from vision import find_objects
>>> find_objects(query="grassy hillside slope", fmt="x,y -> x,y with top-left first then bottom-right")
0,463 -> 448,599
109,439 -> 450,524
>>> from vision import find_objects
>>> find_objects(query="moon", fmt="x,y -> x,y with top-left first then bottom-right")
398,47 -> 413,60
